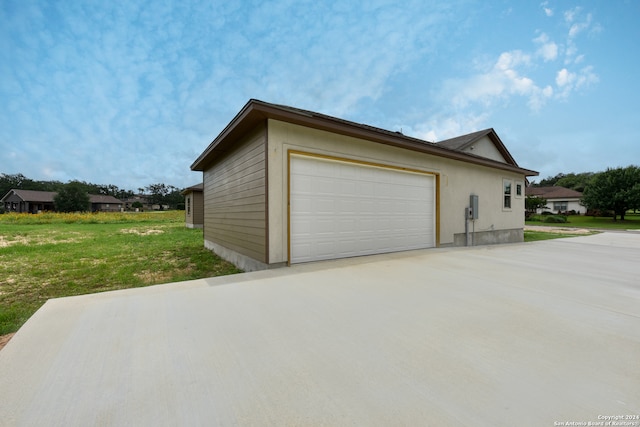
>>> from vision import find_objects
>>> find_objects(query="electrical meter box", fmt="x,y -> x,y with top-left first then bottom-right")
470,195 -> 479,220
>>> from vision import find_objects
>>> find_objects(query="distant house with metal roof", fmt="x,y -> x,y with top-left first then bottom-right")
525,186 -> 585,214
1,189 -> 123,213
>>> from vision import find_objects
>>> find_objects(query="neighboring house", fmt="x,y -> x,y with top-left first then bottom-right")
121,194 -> 153,211
181,183 -> 204,229
1,189 -> 55,213
191,99 -> 538,271
89,194 -> 123,212
525,186 -> 585,214
1,190 -> 123,213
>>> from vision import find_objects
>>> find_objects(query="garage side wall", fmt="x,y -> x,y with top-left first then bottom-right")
203,125 -> 268,270
267,120 -> 526,264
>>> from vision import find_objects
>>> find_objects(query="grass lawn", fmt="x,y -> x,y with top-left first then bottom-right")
526,213 -> 640,230
523,230 -> 589,242
0,211 -> 241,335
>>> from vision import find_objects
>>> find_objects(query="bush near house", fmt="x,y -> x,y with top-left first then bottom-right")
543,215 -> 568,224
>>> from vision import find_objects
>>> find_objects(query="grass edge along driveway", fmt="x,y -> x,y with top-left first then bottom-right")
0,211 -> 241,336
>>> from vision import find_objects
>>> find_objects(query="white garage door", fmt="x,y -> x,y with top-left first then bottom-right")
290,155 -> 436,263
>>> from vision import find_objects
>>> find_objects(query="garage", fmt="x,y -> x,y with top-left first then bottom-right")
289,153 -> 436,263
192,100 -> 538,271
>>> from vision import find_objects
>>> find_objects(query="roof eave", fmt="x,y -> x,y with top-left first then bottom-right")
191,100 -> 538,177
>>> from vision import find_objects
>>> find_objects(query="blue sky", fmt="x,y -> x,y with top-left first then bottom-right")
1,0 -> 638,190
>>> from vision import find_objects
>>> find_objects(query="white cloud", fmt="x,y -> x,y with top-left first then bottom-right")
534,33 -> 558,61
408,111 -> 491,142
564,7 -> 579,23
444,50 -> 551,112
564,7 -> 600,39
556,68 -> 574,87
541,1 -> 553,17
419,4 -> 603,141
555,66 -> 598,98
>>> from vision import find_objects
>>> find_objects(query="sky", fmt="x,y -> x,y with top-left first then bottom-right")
1,0 -> 639,191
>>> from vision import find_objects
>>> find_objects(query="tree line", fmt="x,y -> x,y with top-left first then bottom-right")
529,165 -> 640,221
1,173 -> 185,212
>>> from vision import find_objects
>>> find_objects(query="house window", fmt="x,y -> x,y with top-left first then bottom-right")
516,183 -> 523,197
503,180 -> 512,209
187,196 -> 191,215
553,201 -> 568,212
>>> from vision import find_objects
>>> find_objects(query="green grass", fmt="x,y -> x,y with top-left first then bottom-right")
526,213 -> 640,230
523,230 -> 586,242
0,211 -> 241,335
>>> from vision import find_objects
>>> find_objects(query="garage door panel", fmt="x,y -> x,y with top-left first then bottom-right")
290,155 -> 435,264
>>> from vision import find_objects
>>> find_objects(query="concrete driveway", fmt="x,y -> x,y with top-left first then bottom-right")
1,233 -> 639,426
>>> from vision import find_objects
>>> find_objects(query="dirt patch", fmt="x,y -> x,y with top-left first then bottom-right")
0,232 -> 85,247
0,235 -> 29,247
120,228 -> 165,236
0,333 -> 15,351
524,225 -> 593,235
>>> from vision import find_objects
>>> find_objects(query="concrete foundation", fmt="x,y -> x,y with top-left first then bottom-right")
454,227 -> 523,247
204,239 -> 286,272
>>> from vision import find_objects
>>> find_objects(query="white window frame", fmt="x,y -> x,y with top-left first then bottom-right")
503,179 -> 512,210
553,201 -> 568,212
515,181 -> 524,198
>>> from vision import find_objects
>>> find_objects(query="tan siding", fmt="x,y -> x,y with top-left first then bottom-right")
193,191 -> 204,225
204,125 -> 267,262
185,194 -> 193,223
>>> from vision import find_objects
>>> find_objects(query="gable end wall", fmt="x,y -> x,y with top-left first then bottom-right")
462,136 -> 506,163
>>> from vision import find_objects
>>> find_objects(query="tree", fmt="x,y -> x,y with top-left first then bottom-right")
0,173 -> 31,196
532,172 -> 594,192
145,183 -> 170,210
582,166 -> 640,221
555,172 -> 594,192
525,195 -> 547,213
165,187 -> 184,209
534,173 -> 565,187
54,181 -> 91,212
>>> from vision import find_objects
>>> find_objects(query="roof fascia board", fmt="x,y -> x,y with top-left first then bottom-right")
485,130 -> 518,166
192,100 -> 538,176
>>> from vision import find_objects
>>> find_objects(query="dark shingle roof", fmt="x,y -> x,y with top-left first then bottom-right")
181,183 -> 204,195
438,129 -> 493,151
89,195 -> 122,204
525,186 -> 582,199
1,189 -> 56,203
437,128 -> 518,166
191,99 -> 538,177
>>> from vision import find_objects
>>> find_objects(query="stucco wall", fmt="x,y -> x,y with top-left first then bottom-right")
459,135 -> 505,162
267,120 -> 526,264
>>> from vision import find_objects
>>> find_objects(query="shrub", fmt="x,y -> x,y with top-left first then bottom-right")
586,209 -> 614,217
543,215 -> 568,224
525,213 -> 542,222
